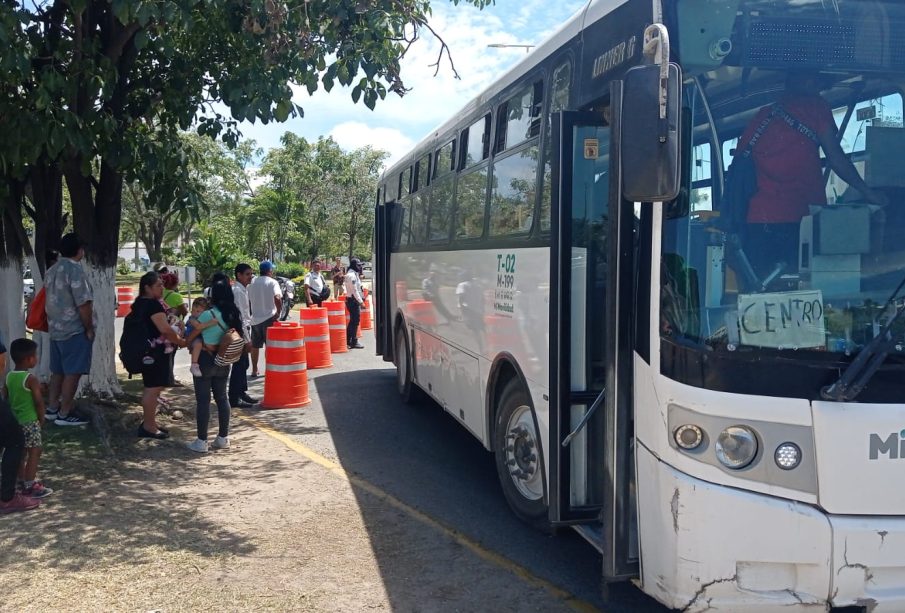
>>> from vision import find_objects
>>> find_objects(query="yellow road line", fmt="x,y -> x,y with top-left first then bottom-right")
239,414 -> 600,613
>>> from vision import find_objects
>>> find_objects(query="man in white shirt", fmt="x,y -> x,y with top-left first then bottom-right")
304,260 -> 329,306
343,258 -> 365,349
229,263 -> 257,407
248,260 -> 282,377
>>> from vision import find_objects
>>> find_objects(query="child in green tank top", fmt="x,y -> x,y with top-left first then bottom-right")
2,339 -> 52,498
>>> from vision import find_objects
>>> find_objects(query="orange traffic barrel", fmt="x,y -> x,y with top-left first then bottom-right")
262,321 -> 310,409
361,296 -> 373,330
116,287 -> 135,317
324,300 -> 348,354
300,306 -> 333,369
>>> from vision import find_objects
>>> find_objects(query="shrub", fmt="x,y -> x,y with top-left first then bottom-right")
273,261 -> 306,279
188,233 -> 242,287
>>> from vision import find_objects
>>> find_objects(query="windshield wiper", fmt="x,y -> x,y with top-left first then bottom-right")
821,275 -> 905,402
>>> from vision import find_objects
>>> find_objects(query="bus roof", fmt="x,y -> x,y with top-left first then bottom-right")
380,0 -> 630,182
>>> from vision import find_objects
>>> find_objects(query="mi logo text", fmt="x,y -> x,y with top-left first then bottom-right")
869,429 -> 905,460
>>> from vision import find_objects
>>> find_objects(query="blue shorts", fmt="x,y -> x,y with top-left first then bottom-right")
50,333 -> 94,376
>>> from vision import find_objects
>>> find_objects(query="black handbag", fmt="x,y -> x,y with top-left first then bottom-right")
720,108 -> 777,234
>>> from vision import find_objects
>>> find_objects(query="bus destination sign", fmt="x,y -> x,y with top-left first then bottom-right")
738,290 -> 826,350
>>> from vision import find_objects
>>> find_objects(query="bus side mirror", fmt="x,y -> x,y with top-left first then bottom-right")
620,63 -> 681,202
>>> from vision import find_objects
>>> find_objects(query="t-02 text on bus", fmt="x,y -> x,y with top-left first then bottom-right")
372,1 -> 905,610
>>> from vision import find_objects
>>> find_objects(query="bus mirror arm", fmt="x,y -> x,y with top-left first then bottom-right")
562,388 -> 606,448
643,24 -> 671,142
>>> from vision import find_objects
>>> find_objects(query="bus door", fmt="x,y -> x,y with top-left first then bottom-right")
374,201 -> 402,361
549,109 -> 637,582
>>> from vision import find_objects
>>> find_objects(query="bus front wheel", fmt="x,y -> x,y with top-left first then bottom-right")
493,380 -> 547,523
395,325 -> 423,404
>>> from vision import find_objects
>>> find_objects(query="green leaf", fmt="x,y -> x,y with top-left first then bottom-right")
274,99 -> 292,122
351,84 -> 362,104
134,30 -> 149,50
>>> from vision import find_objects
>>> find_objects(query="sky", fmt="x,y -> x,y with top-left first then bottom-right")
238,0 -> 587,167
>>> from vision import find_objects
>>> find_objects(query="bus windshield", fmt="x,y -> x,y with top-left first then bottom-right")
662,0 -> 905,358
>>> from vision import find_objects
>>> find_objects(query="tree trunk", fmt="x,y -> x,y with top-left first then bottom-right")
81,260 -> 121,397
0,182 -> 26,357
28,161 -> 65,275
65,158 -> 124,396
0,261 -> 25,355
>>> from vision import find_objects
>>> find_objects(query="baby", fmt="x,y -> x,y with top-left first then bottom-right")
185,297 -> 215,377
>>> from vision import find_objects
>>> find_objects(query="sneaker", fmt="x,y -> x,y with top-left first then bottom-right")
45,407 -> 60,422
212,436 -> 230,450
55,413 -> 89,426
187,439 -> 209,453
0,493 -> 40,514
190,363 -> 202,377
240,393 -> 259,405
351,342 -> 365,349
22,481 -> 53,499
230,398 -> 254,408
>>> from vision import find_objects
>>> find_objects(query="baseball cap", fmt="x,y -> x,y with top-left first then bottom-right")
259,260 -> 274,274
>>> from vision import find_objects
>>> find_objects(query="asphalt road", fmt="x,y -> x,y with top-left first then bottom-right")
116,314 -> 668,611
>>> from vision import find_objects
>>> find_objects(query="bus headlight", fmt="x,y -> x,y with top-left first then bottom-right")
715,426 -> 758,469
673,424 -> 704,450
774,442 -> 802,470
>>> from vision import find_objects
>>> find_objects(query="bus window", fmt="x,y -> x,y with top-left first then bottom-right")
398,203 -> 411,247
489,147 -> 538,236
496,83 -> 541,153
541,60 -> 572,233
454,166 -> 488,239
462,115 -> 490,168
385,174 -> 400,203
410,192 -> 429,244
401,167 -> 412,195
415,154 -> 431,191
434,140 -> 455,178
428,174 -> 455,242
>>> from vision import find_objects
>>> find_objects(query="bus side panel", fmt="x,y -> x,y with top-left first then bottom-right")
389,246 -> 550,452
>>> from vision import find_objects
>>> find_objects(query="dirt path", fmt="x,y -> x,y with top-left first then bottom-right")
0,386 -> 575,612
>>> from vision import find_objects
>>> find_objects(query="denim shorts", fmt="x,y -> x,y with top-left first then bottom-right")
21,421 -> 42,448
50,332 -> 93,376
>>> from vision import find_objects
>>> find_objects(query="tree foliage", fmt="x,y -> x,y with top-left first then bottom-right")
0,0 -> 492,266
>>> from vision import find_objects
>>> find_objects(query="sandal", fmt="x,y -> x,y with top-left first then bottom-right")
137,425 -> 169,440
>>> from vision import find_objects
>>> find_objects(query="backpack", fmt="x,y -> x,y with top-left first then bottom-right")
26,286 -> 49,332
213,316 -> 245,366
119,309 -> 151,375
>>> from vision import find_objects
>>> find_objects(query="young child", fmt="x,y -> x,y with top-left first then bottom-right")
185,297 -> 215,377
4,338 -> 52,499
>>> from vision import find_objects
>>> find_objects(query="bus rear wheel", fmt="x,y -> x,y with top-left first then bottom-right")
493,380 -> 547,523
395,325 -> 423,404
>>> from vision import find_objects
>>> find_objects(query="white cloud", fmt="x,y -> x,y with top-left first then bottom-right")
328,122 -> 415,167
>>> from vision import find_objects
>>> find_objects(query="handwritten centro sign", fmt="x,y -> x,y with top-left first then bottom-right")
738,290 -> 826,349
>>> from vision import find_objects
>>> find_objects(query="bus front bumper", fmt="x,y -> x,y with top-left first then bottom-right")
637,445 -> 905,612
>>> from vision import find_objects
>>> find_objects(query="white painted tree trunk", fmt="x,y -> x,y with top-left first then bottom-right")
83,262 -> 121,398
0,261 -> 25,370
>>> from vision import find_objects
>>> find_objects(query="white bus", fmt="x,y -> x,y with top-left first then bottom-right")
373,1 -> 905,610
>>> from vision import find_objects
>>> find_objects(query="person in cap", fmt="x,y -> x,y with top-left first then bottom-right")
247,260 -> 282,377
343,258 -> 365,349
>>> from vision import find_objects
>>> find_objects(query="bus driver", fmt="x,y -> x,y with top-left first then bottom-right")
736,71 -> 887,277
